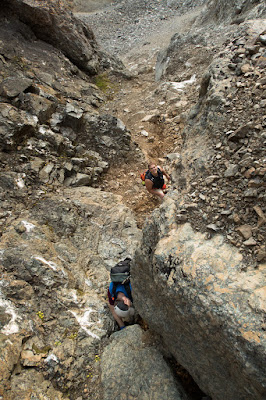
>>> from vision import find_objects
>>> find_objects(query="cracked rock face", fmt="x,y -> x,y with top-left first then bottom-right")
0,187 -> 141,398
2,0 -> 100,75
0,2 -> 138,193
132,197 -> 266,400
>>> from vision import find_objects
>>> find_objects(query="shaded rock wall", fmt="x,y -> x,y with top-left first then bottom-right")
134,7 -> 266,400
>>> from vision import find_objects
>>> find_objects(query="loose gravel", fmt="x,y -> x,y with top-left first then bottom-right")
76,0 -> 207,56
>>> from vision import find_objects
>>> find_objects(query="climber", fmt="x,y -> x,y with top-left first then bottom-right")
145,161 -> 171,200
107,259 -> 134,330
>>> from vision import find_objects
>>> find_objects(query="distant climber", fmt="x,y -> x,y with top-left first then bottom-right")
107,258 -> 134,330
144,161 -> 171,200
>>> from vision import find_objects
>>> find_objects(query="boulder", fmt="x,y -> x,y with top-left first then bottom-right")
101,325 -> 187,400
0,77 -> 32,98
132,198 -> 266,400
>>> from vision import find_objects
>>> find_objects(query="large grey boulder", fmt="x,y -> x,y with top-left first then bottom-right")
101,325 -> 188,400
132,196 -> 266,400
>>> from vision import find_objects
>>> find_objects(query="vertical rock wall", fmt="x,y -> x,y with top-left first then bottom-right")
132,196 -> 266,400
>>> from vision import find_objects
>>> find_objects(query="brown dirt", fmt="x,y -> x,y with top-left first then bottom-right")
97,70 -> 181,228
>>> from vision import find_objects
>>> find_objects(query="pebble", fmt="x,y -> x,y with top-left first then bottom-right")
140,130 -> 149,137
236,225 -> 253,240
224,164 -> 239,177
244,189 -> 258,197
243,237 -> 257,246
207,224 -> 219,232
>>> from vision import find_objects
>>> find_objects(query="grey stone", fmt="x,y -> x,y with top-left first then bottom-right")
224,164 -> 239,178
236,225 -> 253,240
140,130 -> 149,137
259,34 -> 266,45
207,223 -> 219,232
205,175 -> 219,184
39,163 -> 54,183
166,152 -> 181,161
101,325 -> 187,400
244,188 -> 258,197
30,157 -> 45,173
0,77 -> 32,98
141,113 -> 160,123
227,125 -> 250,141
20,93 -> 55,124
133,198 -> 266,400
243,237 -> 257,246
71,173 -> 92,186
256,247 -> 266,261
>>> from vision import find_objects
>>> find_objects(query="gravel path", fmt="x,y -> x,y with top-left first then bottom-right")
75,0 -> 207,57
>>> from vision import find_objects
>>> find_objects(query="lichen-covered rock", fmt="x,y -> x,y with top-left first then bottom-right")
132,197 -> 266,400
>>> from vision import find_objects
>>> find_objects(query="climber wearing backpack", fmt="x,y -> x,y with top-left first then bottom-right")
107,257 -> 134,330
144,161 -> 171,200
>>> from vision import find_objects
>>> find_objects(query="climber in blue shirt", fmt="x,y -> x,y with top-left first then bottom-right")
107,281 -> 134,330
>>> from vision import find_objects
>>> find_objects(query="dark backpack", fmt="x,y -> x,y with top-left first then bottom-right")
110,258 -> 132,301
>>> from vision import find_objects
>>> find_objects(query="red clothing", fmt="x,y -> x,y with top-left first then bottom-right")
108,288 -> 115,306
